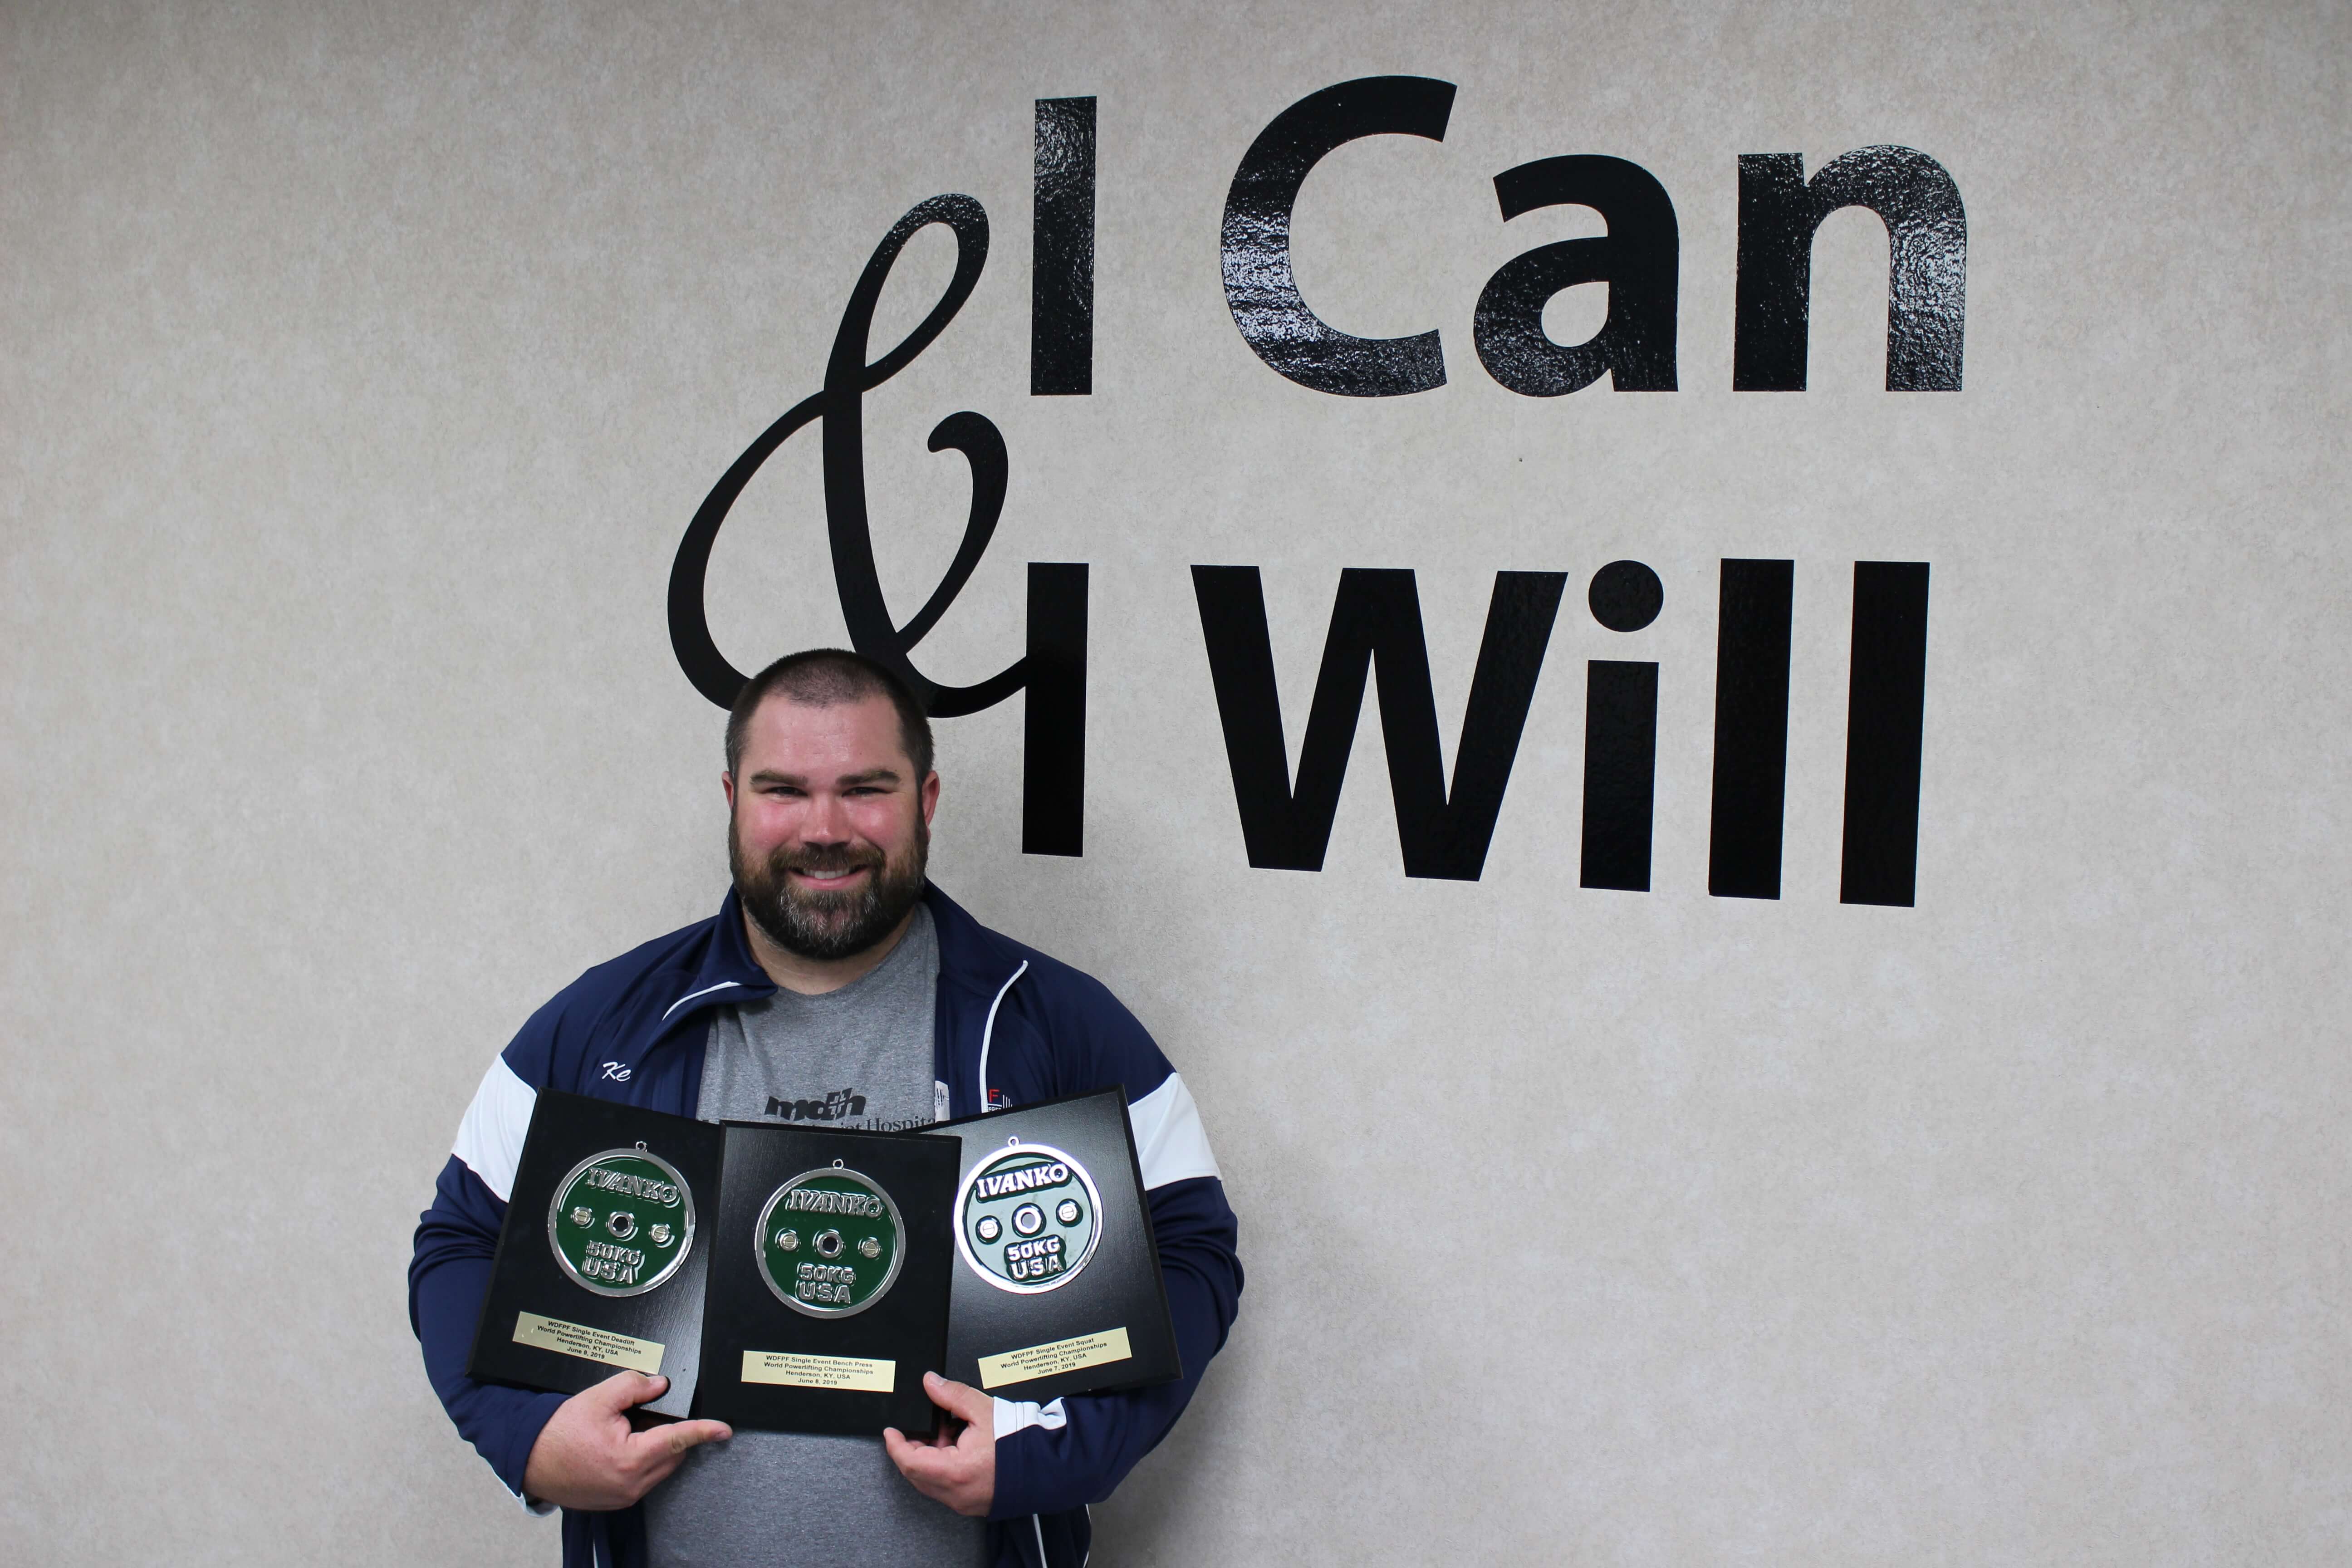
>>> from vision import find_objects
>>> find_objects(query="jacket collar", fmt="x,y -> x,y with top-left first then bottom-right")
921,882 -> 1029,1003
657,887 -> 777,1028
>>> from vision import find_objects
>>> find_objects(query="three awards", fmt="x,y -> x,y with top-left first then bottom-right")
466,1087 -> 1180,1433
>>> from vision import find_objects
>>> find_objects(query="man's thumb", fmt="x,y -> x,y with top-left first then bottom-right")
924,1371 -> 995,1429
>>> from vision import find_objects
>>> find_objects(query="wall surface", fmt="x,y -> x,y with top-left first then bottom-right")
6,1 -> 2350,1563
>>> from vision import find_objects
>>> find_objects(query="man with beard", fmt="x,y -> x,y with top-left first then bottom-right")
409,649 -> 1241,1568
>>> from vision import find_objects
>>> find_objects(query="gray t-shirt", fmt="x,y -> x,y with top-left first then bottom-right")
641,906 -> 986,1568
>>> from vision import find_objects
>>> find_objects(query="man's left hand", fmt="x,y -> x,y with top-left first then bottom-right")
883,1371 -> 995,1517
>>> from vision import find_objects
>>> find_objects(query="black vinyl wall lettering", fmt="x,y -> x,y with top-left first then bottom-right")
1839,562 -> 1930,906
1587,559 -> 1664,634
1031,96 -> 1096,397
1220,76 -> 1456,397
1707,559 -> 1795,899
1579,662 -> 1659,892
1733,147 -> 1968,392
662,97 -> 1953,890
1474,155 -> 1680,396
1191,566 -> 1567,878
668,193 -> 1088,857
1021,563 -> 1088,855
1579,561 -> 1662,892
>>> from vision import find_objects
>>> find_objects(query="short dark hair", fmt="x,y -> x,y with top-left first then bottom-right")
725,649 -> 935,780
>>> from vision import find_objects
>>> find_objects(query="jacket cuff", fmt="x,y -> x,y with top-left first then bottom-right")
990,1424 -> 1039,1521
492,1390 -> 572,1500
988,1410 -> 1073,1521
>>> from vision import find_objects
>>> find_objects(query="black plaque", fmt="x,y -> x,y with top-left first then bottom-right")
466,1090 -> 720,1419
924,1089 -> 1182,1404
695,1123 -> 960,1436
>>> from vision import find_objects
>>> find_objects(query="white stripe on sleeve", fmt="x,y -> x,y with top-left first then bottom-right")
452,1055 -> 538,1204
1126,1072 -> 1220,1190
992,1396 -> 1068,1439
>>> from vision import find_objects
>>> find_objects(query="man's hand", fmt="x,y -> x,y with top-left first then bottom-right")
882,1371 -> 995,1517
521,1371 -> 732,1511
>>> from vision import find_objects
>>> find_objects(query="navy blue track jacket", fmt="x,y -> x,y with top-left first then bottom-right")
409,884 -> 1243,1568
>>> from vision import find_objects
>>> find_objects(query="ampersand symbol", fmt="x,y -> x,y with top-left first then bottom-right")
668,193 -> 1024,717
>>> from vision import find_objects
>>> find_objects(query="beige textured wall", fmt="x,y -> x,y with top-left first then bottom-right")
7,1 -> 2349,1562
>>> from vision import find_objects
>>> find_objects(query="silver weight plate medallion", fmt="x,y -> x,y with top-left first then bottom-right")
755,1161 -> 905,1318
954,1139 -> 1103,1294
547,1142 -> 696,1298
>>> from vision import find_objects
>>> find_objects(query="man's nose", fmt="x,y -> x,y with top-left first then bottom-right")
799,789 -> 851,841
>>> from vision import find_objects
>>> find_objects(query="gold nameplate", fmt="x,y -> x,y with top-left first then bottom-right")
512,1311 -> 665,1374
976,1326 -> 1133,1390
740,1350 -> 897,1392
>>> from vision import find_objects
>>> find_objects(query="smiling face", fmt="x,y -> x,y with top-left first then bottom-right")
723,691 -> 940,965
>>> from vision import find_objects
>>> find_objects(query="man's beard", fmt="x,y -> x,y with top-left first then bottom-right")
730,813 -> 929,962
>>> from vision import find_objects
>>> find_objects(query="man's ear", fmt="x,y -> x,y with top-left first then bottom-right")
722,771 -> 736,809
920,770 -> 941,826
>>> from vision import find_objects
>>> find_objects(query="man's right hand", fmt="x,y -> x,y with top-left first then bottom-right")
521,1371 -> 732,1511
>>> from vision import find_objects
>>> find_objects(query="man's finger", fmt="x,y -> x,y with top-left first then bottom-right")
922,1371 -> 995,1431
666,1418 -> 733,1454
588,1370 -> 668,1414
884,1430 -> 951,1483
628,1418 -> 732,1462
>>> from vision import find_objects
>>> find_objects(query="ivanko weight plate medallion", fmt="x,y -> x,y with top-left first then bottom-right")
756,1162 -> 905,1318
547,1142 -> 696,1298
954,1140 -> 1103,1294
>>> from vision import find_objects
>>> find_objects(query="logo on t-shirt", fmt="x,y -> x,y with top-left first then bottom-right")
764,1088 -> 867,1123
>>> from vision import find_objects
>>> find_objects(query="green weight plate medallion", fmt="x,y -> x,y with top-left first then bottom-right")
755,1161 -> 904,1318
954,1140 -> 1103,1294
546,1142 -> 695,1298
